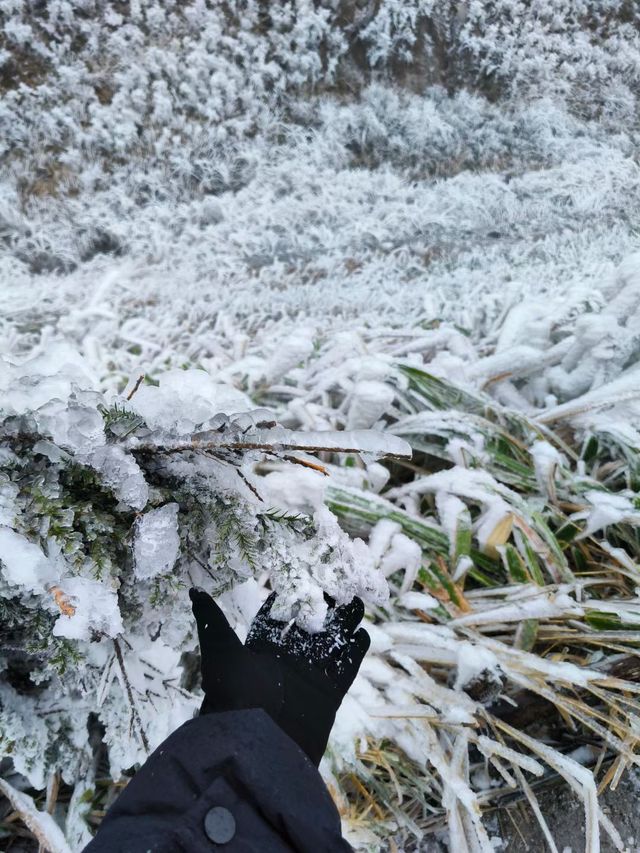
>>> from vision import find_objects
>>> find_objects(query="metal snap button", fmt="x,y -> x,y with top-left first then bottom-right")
204,806 -> 236,844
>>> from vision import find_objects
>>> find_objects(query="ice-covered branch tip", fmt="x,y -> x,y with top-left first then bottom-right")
128,427 -> 412,461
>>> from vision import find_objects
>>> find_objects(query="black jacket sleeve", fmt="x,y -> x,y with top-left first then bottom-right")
83,708 -> 353,853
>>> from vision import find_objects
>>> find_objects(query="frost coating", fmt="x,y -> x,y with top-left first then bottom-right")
0,528 -> 58,594
398,591 -> 438,611
0,777 -> 71,853
139,425 -> 410,461
531,440 -> 565,500
52,577 -> 123,640
0,480 -> 18,526
264,327 -> 315,383
129,369 -> 253,434
575,490 -> 640,538
85,445 -> 149,511
266,505 -> 389,633
346,380 -> 395,430
133,504 -> 181,580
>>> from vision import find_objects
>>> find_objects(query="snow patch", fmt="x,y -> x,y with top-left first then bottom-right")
0,528 -> 58,594
52,576 -> 123,640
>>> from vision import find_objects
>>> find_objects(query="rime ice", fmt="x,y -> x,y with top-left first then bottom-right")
133,503 -> 181,580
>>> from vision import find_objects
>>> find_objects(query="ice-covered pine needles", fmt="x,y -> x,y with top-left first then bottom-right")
0,344 -> 409,836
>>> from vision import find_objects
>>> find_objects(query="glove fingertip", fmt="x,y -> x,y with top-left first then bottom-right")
190,589 -> 242,650
189,587 -> 216,619
252,590 -> 278,623
351,596 -> 365,624
353,626 -> 370,658
329,627 -> 370,691
189,586 -> 206,604
262,590 -> 278,610
331,595 -> 365,636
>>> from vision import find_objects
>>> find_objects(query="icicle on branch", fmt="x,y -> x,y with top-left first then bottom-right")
126,427 -> 411,460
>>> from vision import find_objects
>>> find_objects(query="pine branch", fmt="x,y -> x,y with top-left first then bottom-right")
97,403 -> 145,438
210,502 -> 259,571
127,427 -> 411,460
141,439 -> 401,455
258,508 -> 310,528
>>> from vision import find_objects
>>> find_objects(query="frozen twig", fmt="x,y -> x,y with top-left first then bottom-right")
113,639 -> 150,754
0,778 -> 71,853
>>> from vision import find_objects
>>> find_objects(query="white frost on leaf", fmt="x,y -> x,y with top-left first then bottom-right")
263,327 -> 315,383
368,519 -> 402,563
346,380 -> 395,429
475,500 -> 514,555
436,491 -> 470,558
380,532 -> 422,593
398,591 -> 439,611
262,467 -> 328,513
452,556 -> 474,583
451,585 -> 584,627
531,440 -> 565,500
367,519 -> 422,593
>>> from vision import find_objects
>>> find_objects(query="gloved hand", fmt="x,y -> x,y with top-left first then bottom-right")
189,588 -> 370,766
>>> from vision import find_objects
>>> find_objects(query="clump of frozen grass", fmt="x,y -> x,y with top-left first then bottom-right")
278,296 -> 640,850
215,257 -> 640,850
1,0 -> 637,182
5,254 -> 640,850
1,2 -> 640,355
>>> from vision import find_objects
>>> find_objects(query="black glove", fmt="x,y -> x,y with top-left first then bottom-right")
189,588 -> 370,766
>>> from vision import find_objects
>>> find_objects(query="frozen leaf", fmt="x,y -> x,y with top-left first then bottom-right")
86,445 -> 149,510
477,507 -> 514,558
133,504 -> 181,580
346,380 -> 395,429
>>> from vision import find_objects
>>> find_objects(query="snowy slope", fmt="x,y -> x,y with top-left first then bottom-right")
1,2 -> 640,387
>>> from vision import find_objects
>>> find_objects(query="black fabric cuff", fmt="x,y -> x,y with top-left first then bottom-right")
83,708 -> 352,853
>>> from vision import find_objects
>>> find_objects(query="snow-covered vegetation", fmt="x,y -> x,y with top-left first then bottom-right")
2,1 -> 640,851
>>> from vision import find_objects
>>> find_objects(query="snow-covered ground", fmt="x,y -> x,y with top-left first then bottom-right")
2,89 -> 639,382
3,2 -> 640,851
